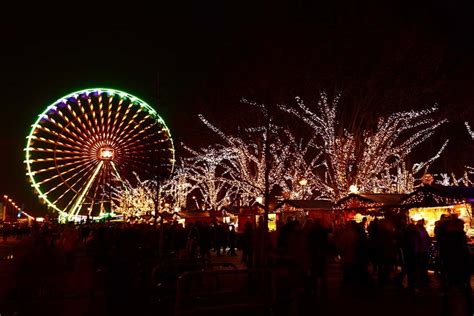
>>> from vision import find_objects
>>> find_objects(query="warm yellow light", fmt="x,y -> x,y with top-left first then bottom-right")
349,185 -> 359,193
299,179 -> 308,186
99,147 -> 115,160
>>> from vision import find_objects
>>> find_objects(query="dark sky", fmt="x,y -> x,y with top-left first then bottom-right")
1,1 -> 474,214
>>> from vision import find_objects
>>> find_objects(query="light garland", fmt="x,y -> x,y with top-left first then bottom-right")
278,92 -> 448,200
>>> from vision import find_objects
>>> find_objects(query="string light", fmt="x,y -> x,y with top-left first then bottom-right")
278,92 -> 448,200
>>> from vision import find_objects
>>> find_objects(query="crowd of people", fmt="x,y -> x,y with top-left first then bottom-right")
273,213 -> 472,312
1,212 -> 472,314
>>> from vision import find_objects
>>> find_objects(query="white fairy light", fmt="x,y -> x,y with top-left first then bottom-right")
279,92 -> 448,200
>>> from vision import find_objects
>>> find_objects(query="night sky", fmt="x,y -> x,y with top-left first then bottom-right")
2,1 -> 474,215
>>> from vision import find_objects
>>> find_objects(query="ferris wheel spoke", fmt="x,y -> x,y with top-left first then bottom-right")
88,95 -> 106,141
110,102 -> 135,143
121,133 -> 173,154
45,116 -> 88,147
29,155 -> 88,163
69,161 -> 104,217
51,161 -> 99,208
88,168 -> 107,216
29,157 -> 91,176
44,160 -> 97,198
106,161 -> 122,181
29,135 -> 85,152
32,124 -> 87,149
114,119 -> 156,149
104,95 -> 114,141
107,97 -> 124,141
65,101 -> 97,145
29,147 -> 87,156
92,94 -> 102,136
98,94 -> 106,138
35,159 -> 98,186
54,105 -> 91,146
114,111 -> 148,144
77,98 -> 99,143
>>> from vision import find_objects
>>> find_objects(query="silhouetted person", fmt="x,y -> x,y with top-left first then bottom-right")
241,221 -> 254,267
416,219 -> 431,285
186,223 -> 200,259
199,222 -> 212,259
308,218 -> 330,298
439,214 -> 472,314
402,223 -> 420,293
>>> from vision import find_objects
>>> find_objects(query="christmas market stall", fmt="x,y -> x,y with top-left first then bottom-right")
400,184 -> 474,237
235,203 -> 278,232
275,199 -> 334,226
178,210 -> 213,226
218,206 -> 240,226
334,193 -> 406,223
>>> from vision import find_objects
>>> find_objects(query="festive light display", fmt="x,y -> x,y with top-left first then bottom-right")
111,173 -> 157,218
25,88 -> 175,220
432,122 -> 474,186
465,122 -> 474,140
111,91 -> 451,213
465,122 -> 474,180
161,161 -> 194,210
278,92 -> 448,200
182,145 -> 236,210
111,161 -> 195,218
198,109 -> 311,204
2,195 -> 35,220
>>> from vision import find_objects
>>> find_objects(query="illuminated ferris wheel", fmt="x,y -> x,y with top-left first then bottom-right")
25,88 -> 175,219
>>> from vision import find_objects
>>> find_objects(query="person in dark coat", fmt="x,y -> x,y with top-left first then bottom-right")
241,221 -> 254,267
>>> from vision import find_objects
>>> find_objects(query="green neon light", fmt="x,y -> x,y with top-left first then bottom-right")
25,88 -> 175,216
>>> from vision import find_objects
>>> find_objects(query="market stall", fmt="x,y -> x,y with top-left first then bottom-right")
275,199 -> 334,226
401,184 -> 474,237
335,193 -> 406,224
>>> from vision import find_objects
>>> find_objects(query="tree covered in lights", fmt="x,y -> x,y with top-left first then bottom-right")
161,161 -> 194,210
111,173 -> 157,218
112,162 -> 195,217
182,144 -> 236,210
197,105 -> 312,205
278,92 -> 448,200
113,91 -> 451,212
433,121 -> 474,186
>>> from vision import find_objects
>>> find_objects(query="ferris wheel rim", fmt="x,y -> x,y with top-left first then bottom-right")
25,87 -> 175,217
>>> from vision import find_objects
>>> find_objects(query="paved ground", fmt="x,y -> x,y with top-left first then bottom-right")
0,241 -> 472,316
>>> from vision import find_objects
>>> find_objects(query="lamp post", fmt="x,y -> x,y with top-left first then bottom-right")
192,196 -> 199,210
299,178 -> 308,199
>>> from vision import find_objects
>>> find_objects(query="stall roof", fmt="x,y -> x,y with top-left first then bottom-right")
178,210 -> 211,218
276,199 -> 333,210
335,193 -> 406,208
401,184 -> 474,207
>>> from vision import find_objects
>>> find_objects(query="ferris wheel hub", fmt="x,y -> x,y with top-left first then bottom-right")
98,147 -> 115,160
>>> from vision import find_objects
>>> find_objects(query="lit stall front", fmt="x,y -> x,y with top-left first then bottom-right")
335,193 -> 406,224
401,184 -> 474,237
275,199 -> 334,226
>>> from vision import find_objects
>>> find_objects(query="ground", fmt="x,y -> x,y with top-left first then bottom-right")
0,239 -> 471,316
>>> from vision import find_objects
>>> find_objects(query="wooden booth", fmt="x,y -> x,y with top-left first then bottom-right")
401,184 -> 474,237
